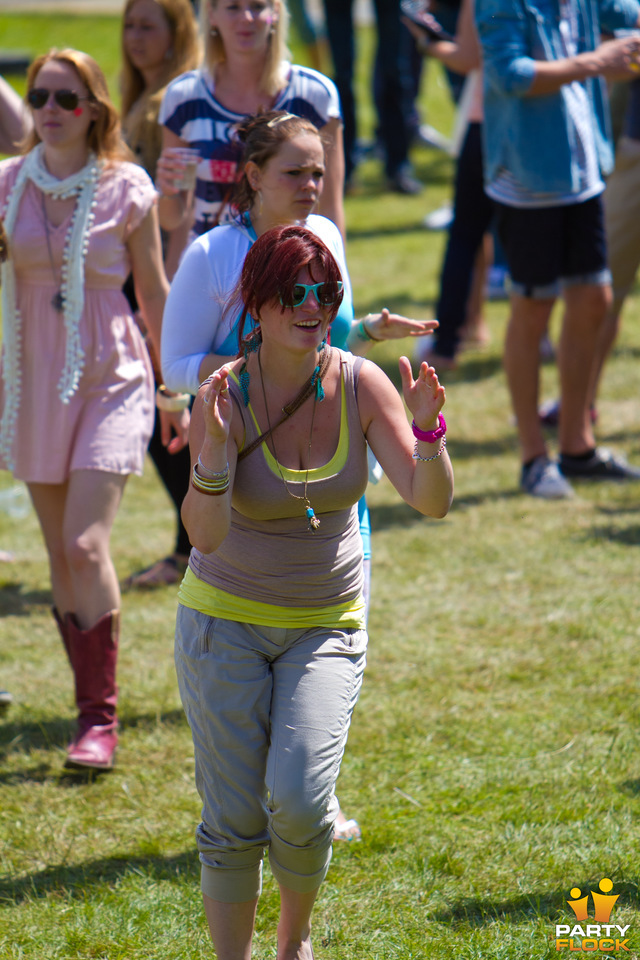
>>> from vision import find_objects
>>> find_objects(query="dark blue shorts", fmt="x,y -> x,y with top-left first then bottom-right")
494,195 -> 611,299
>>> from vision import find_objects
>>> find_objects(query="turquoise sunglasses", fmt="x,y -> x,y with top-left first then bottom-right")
280,281 -> 344,308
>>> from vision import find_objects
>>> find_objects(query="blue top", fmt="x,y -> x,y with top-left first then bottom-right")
476,0 -> 640,197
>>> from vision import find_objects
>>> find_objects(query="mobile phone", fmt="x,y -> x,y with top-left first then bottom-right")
401,0 -> 454,42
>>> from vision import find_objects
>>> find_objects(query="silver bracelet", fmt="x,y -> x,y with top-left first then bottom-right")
197,455 -> 229,479
412,437 -> 446,462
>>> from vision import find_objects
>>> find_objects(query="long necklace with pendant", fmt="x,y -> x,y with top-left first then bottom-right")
258,348 -> 322,533
41,191 -> 68,312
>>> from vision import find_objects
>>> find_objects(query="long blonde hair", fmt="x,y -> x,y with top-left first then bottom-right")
120,0 -> 201,117
202,0 -> 290,96
23,48 -> 130,162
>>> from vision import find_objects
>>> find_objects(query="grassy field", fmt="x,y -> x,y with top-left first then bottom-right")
2,11 -> 640,960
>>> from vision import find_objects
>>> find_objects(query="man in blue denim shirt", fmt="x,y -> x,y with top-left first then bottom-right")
476,0 -> 640,497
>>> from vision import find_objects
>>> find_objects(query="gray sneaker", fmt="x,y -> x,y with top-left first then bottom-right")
521,456 -> 574,499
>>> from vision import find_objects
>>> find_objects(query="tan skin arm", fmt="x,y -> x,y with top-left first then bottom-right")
356,357 -> 454,518
196,314 -> 439,379
156,127 -> 194,231
198,351 -> 237,385
346,309 -> 439,356
317,117 -> 346,243
403,0 -> 481,75
163,214 -> 194,281
526,34 -> 640,95
128,203 -> 190,453
181,367 -> 239,554
0,76 -> 32,154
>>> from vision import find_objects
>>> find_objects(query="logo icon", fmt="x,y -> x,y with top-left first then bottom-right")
555,879 -> 630,952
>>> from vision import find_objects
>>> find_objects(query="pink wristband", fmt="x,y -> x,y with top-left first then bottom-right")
412,412 -> 446,443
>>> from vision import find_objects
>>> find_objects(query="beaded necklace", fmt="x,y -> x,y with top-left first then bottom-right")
0,145 -> 101,469
257,348 -> 325,532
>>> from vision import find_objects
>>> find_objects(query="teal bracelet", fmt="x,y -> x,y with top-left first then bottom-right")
355,318 -> 383,342
354,320 -> 372,342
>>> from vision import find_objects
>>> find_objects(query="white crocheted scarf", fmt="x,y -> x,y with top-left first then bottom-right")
0,144 -> 102,470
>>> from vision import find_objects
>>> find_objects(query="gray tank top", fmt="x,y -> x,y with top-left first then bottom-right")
189,351 -> 369,608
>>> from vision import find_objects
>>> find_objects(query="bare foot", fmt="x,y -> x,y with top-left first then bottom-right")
333,809 -> 361,841
277,934 -> 314,960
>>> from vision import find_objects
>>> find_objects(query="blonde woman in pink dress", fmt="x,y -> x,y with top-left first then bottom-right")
0,49 -> 171,771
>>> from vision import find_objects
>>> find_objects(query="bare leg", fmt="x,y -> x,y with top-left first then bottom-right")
29,470 -> 127,628
202,895 -> 258,960
504,293 -> 555,463
26,480 -> 73,615
460,237 -> 491,347
557,283 -> 609,456
586,295 -> 624,409
277,886 -> 319,960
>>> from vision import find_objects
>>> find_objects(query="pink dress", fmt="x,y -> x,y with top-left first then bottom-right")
0,156 -> 156,484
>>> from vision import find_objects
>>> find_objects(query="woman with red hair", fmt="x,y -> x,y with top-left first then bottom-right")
175,224 -> 453,959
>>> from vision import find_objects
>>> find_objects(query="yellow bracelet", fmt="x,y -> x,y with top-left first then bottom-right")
191,463 -> 230,496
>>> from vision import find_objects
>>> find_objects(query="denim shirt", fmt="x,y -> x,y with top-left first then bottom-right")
476,0 -> 639,195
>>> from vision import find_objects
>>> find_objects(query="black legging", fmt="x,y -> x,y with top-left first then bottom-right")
147,407 -> 192,558
123,273 -> 191,559
433,122 -> 495,360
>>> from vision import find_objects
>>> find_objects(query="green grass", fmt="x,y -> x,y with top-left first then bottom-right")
2,10 -> 640,960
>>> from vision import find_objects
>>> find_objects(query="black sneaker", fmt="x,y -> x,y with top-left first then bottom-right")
559,447 -> 640,480
386,168 -> 423,195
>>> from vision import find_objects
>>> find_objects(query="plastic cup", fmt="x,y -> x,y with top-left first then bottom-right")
166,147 -> 200,190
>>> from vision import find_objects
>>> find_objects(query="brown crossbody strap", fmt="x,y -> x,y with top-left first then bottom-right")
237,348 -> 332,462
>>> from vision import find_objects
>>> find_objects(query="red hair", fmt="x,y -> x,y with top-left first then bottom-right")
238,225 -> 343,351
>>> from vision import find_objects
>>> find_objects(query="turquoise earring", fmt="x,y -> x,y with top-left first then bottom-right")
239,326 -> 262,406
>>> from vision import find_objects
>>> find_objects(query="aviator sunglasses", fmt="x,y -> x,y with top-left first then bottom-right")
280,281 -> 344,308
27,88 -> 93,112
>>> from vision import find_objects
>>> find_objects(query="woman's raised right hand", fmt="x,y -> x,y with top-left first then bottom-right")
202,367 -> 234,442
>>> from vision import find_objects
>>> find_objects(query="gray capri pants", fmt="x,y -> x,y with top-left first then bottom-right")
174,604 -> 368,903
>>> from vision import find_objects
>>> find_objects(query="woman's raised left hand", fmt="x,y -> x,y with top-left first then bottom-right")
398,356 -> 446,430
364,308 -> 439,340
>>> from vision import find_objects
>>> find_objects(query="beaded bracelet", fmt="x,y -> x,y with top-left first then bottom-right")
156,384 -> 191,412
191,463 -> 230,496
412,437 -> 447,462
